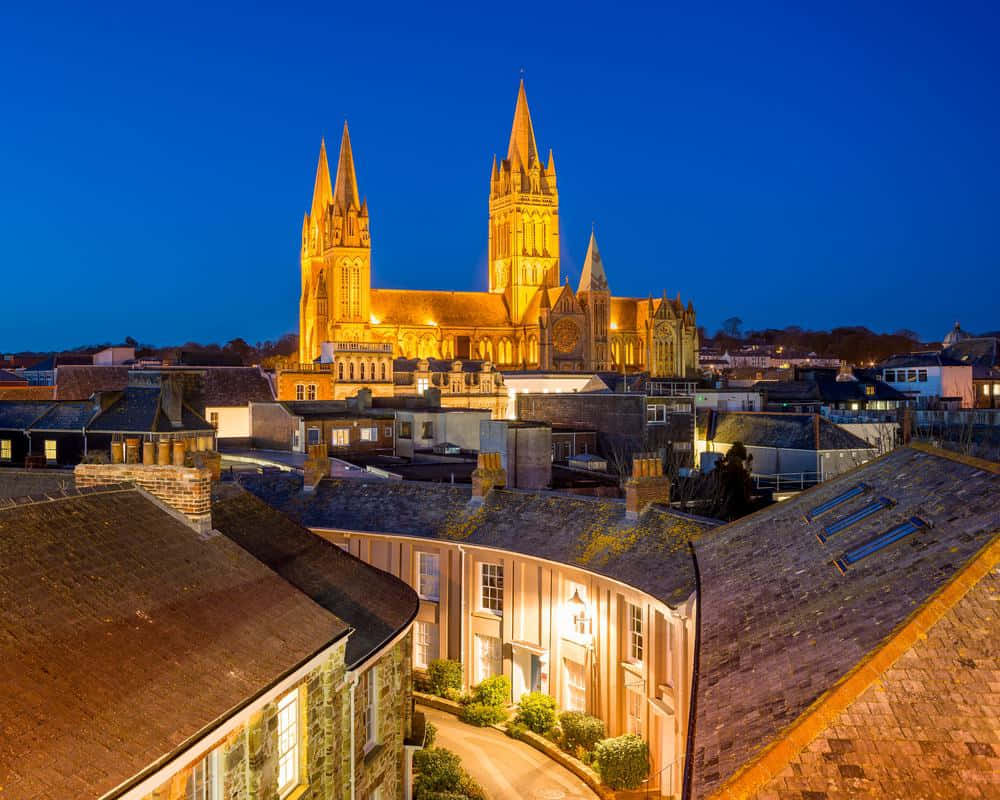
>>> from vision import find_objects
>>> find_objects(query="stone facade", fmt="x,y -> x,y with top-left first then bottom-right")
298,81 -> 699,378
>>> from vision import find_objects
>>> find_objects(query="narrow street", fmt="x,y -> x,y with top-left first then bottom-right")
419,705 -> 598,800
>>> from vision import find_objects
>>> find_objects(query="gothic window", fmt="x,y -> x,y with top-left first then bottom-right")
340,265 -> 350,319
381,362 -> 387,381
338,362 -> 344,380
350,265 -> 360,318
371,362 -> 376,381
349,362 -> 355,380
611,338 -> 622,366
528,336 -> 538,364
625,340 -> 635,365
360,362 -> 366,380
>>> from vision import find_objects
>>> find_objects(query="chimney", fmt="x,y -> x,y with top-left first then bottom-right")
303,443 -> 330,493
355,387 -> 372,411
471,452 -> 506,501
74,462 -> 212,533
160,373 -> 184,428
625,454 -> 670,520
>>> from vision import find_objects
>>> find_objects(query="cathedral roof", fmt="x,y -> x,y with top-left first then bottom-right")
506,79 -> 539,169
577,230 -> 609,294
522,286 -> 568,322
369,289 -> 512,328
333,120 -> 361,211
610,296 -> 638,331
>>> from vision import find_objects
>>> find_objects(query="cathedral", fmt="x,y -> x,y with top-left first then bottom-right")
299,80 -> 699,377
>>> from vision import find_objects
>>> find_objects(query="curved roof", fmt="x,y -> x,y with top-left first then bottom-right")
370,289 -> 511,328
942,321 -> 970,347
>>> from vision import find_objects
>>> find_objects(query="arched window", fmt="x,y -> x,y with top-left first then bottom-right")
338,361 -> 344,380
349,362 -> 355,380
381,362 -> 387,381
360,362 -> 366,380
371,362 -> 376,381
528,336 -> 538,363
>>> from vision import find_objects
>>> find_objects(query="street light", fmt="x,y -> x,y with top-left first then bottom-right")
569,588 -> 591,637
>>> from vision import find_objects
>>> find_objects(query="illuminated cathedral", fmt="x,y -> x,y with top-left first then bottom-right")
299,80 -> 698,376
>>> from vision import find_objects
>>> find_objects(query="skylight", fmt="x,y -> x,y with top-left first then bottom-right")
805,484 -> 867,522
833,517 -> 928,574
817,497 -> 894,544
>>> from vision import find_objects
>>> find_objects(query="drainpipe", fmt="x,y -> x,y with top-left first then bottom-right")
349,675 -> 358,800
458,544 -> 467,687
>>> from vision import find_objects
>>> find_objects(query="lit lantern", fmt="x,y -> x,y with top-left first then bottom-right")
569,588 -> 591,637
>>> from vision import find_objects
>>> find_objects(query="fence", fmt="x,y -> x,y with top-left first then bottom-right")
752,471 -> 822,492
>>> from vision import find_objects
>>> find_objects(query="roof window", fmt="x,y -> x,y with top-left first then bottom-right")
833,517 -> 928,574
805,484 -> 867,522
817,497 -> 894,543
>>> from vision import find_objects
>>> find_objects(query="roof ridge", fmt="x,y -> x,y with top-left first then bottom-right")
906,441 -> 1000,474
0,481 -> 137,511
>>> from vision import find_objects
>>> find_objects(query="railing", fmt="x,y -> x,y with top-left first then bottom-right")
328,341 -> 393,353
641,758 -> 677,799
752,471 -> 822,492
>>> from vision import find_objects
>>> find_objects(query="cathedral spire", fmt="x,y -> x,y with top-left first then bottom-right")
333,121 -> 361,211
506,79 -> 539,168
578,229 -> 609,294
310,138 -> 333,220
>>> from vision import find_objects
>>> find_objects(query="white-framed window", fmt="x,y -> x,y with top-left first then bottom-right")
295,383 -> 305,400
414,621 -> 439,668
626,688 -> 643,736
646,404 -> 666,423
44,440 -> 56,461
417,377 -> 429,394
361,665 -> 378,751
480,563 -> 503,615
276,689 -> 302,796
185,746 -> 222,800
474,634 -> 502,684
307,384 -> 317,400
332,428 -> 350,447
563,658 -> 586,712
384,426 -> 393,438
417,552 -> 440,600
628,602 -> 644,664
359,426 -> 378,442
307,427 -> 321,445
0,439 -> 11,461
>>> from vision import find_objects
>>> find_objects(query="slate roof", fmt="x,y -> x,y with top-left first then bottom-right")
881,351 -> 963,369
0,401 -> 54,430
698,411 -> 872,451
196,367 -> 274,406
0,369 -> 26,385
87,387 -> 214,433
277,400 -> 394,420
688,446 -> 1000,799
211,484 -> 419,668
754,380 -> 822,403
243,475 -> 719,608
0,486 -> 347,799
942,336 -> 999,377
393,358 -> 491,374
0,470 -> 75,501
54,365 -> 129,400
370,288 -> 512,327
29,400 -> 99,431
814,376 -> 908,404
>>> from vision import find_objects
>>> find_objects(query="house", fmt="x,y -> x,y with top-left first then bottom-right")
942,336 -> 1000,409
479,419 -> 552,488
880,352 -> 974,407
251,399 -> 395,457
0,461 -> 419,800
387,403 -> 491,459
692,388 -> 763,412
194,366 -> 275,445
696,410 -> 877,480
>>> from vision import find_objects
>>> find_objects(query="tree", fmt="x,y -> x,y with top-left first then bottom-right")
709,442 -> 754,520
720,317 -> 743,339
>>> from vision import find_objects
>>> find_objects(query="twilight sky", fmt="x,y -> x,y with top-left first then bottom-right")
2,0 -> 998,351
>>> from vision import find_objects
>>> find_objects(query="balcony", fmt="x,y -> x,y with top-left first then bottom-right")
326,341 -> 394,354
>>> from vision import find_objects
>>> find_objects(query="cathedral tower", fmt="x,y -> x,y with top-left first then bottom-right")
488,80 -> 559,324
577,230 -> 611,371
299,122 -> 371,363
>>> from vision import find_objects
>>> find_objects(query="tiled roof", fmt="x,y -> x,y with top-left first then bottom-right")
29,401 -> 99,431
0,401 -> 54,430
0,469 -> 76,500
881,351 -> 963,369
87,387 -> 214,433
688,446 -> 1000,799
0,369 -> 26,385
942,336 -> 999,377
0,386 -> 56,401
698,411 -> 872,451
242,475 -> 719,608
0,487 -> 347,799
211,484 -> 418,668
195,367 -> 274,406
370,288 -> 512,327
54,365 -> 129,400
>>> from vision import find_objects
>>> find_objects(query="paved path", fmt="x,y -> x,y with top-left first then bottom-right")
420,705 -> 597,800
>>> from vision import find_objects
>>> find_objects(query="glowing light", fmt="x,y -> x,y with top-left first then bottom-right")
610,322 -> 618,330
369,314 -> 380,325
426,319 -> 437,327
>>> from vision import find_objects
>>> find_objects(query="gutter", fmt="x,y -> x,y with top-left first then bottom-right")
680,540 -> 703,800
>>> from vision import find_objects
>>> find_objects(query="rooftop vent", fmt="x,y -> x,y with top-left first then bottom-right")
805,483 -> 867,522
817,497 -> 894,544
833,516 -> 929,574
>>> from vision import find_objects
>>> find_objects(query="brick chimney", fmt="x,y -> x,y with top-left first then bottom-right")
625,454 -> 670,520
471,452 -> 506,501
303,443 -> 330,493
74,463 -> 212,532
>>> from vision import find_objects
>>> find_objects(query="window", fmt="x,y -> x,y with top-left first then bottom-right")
864,385 -> 875,396
884,370 -> 895,382
361,665 -> 378,751
398,421 -> 412,439
480,563 -> 503,615
918,369 -> 927,382
338,362 -> 345,380
380,363 -> 387,381
332,428 -> 350,447
295,383 -> 305,400
349,362 -> 355,380
907,369 -> 917,382
628,602 -> 644,664
421,421 -> 434,439
834,517 -> 928,574
817,497 -> 893,543
563,659 -> 586,712
626,688 -> 643,736
370,362 -> 376,381
360,362 -> 366,380
414,621 -> 439,668
359,426 -> 377,442
646,404 -> 666,423
44,440 -> 56,461
276,689 -> 302,796
806,483 -> 867,521
307,384 -> 316,400
417,377 -> 429,395
385,426 -> 393,438
475,634 -> 502,683
0,439 -> 10,461
417,552 -> 440,600
307,427 -> 321,445
209,411 -> 219,429
185,747 -> 222,800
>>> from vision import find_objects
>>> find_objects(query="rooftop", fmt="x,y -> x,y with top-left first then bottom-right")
697,410 -> 872,451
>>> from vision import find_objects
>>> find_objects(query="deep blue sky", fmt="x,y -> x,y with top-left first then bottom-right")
2,1 -> 998,351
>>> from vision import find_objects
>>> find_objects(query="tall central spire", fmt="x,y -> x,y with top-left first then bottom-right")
333,120 -> 361,210
310,138 -> 333,220
506,79 -> 539,168
578,229 -> 609,293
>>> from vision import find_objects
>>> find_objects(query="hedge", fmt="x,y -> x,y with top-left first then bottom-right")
594,734 -> 650,790
559,711 -> 606,752
427,659 -> 463,697
458,702 -> 508,726
413,747 -> 487,800
515,692 -> 557,734
472,674 -> 510,707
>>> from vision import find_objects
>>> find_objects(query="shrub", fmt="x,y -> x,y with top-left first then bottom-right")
459,702 -> 508,726
515,692 -> 557,734
442,687 -> 467,703
504,721 -> 527,740
472,674 -> 510,707
594,734 -> 650,790
427,659 -> 463,696
423,720 -> 437,748
559,711 -> 606,752
413,748 -> 464,795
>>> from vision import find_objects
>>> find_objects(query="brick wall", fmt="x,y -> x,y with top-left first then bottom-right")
74,463 -> 212,532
